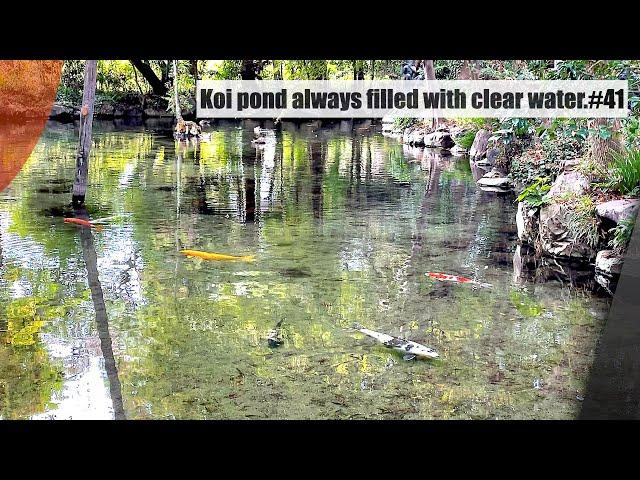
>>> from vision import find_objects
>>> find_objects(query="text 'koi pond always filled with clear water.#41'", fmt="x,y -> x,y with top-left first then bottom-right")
0,119 -> 610,419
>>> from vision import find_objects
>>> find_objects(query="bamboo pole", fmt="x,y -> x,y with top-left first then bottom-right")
72,60 -> 98,206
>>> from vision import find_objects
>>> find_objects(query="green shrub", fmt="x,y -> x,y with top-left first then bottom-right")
456,130 -> 476,150
516,177 -> 551,207
511,123 -> 588,188
566,195 -> 600,248
609,219 -> 635,253
542,122 -> 588,162
605,148 -> 640,196
511,144 -> 558,188
455,117 -> 487,130
393,117 -> 417,129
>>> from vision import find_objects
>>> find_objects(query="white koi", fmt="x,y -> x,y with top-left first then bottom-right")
353,323 -> 439,360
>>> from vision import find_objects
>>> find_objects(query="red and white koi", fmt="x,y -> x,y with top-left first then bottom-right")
426,271 -> 492,288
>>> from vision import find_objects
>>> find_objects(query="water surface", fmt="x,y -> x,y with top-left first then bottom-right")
0,120 -> 610,419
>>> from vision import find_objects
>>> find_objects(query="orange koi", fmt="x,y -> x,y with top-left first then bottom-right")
64,218 -> 103,232
426,272 -> 492,288
181,249 -> 255,262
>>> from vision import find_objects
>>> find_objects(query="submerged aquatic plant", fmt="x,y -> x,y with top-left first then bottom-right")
509,290 -> 544,318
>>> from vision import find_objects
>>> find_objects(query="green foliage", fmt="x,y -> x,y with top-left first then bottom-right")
457,117 -> 487,130
542,118 -> 589,143
489,119 -> 535,154
566,195 -> 601,248
622,116 -> 640,150
609,219 -> 635,253
211,60 -> 242,79
393,117 -> 417,129
457,130 -> 477,150
434,60 -> 463,79
56,60 -> 84,104
510,144 -> 555,188
512,120 -> 590,188
516,177 -> 551,207
547,60 -> 591,80
501,118 -> 534,138
604,148 -> 640,195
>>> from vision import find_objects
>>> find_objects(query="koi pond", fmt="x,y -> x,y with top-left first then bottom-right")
0,119 -> 611,419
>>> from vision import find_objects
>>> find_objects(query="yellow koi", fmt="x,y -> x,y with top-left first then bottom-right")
180,249 -> 255,262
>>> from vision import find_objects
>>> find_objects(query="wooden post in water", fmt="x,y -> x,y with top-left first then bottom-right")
72,60 -> 98,206
173,60 -> 182,121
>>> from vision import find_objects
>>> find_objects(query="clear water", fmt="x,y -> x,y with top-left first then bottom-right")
0,120 -> 610,419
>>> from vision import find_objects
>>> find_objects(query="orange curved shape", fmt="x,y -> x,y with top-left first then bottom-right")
64,217 -> 104,232
181,249 -> 255,262
0,60 -> 63,192
427,272 -> 472,283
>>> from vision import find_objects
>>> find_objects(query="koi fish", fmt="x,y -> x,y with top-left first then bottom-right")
180,249 -> 255,262
64,218 -> 103,232
267,320 -> 284,348
426,271 -> 492,288
353,323 -> 439,360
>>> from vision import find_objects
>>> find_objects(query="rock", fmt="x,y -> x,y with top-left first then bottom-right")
144,108 -> 173,118
516,202 -> 539,244
595,250 -> 624,276
477,176 -> 512,189
475,158 -> 493,167
595,199 -> 640,225
478,170 -> 512,190
470,162 -> 492,182
561,158 -> 581,172
94,102 -> 115,117
114,106 -> 143,118
486,147 -> 500,164
50,103 -> 75,121
423,130 -> 455,149
547,171 -> 590,199
409,130 -> 424,146
381,115 -> 395,128
450,145 -> 468,156
469,129 -> 491,161
538,203 -> 596,259
594,272 -> 617,295
478,185 -> 512,193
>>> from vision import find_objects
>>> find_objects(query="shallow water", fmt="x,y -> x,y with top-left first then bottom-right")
0,119 -> 611,419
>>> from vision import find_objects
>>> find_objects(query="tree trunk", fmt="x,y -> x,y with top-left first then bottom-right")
423,59 -> 436,81
588,118 -> 622,167
370,60 -> 375,80
190,60 -> 198,99
459,60 -> 472,80
353,61 -> 364,80
130,60 -> 168,96
173,60 -> 182,121
72,60 -> 97,206
423,60 -> 439,128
